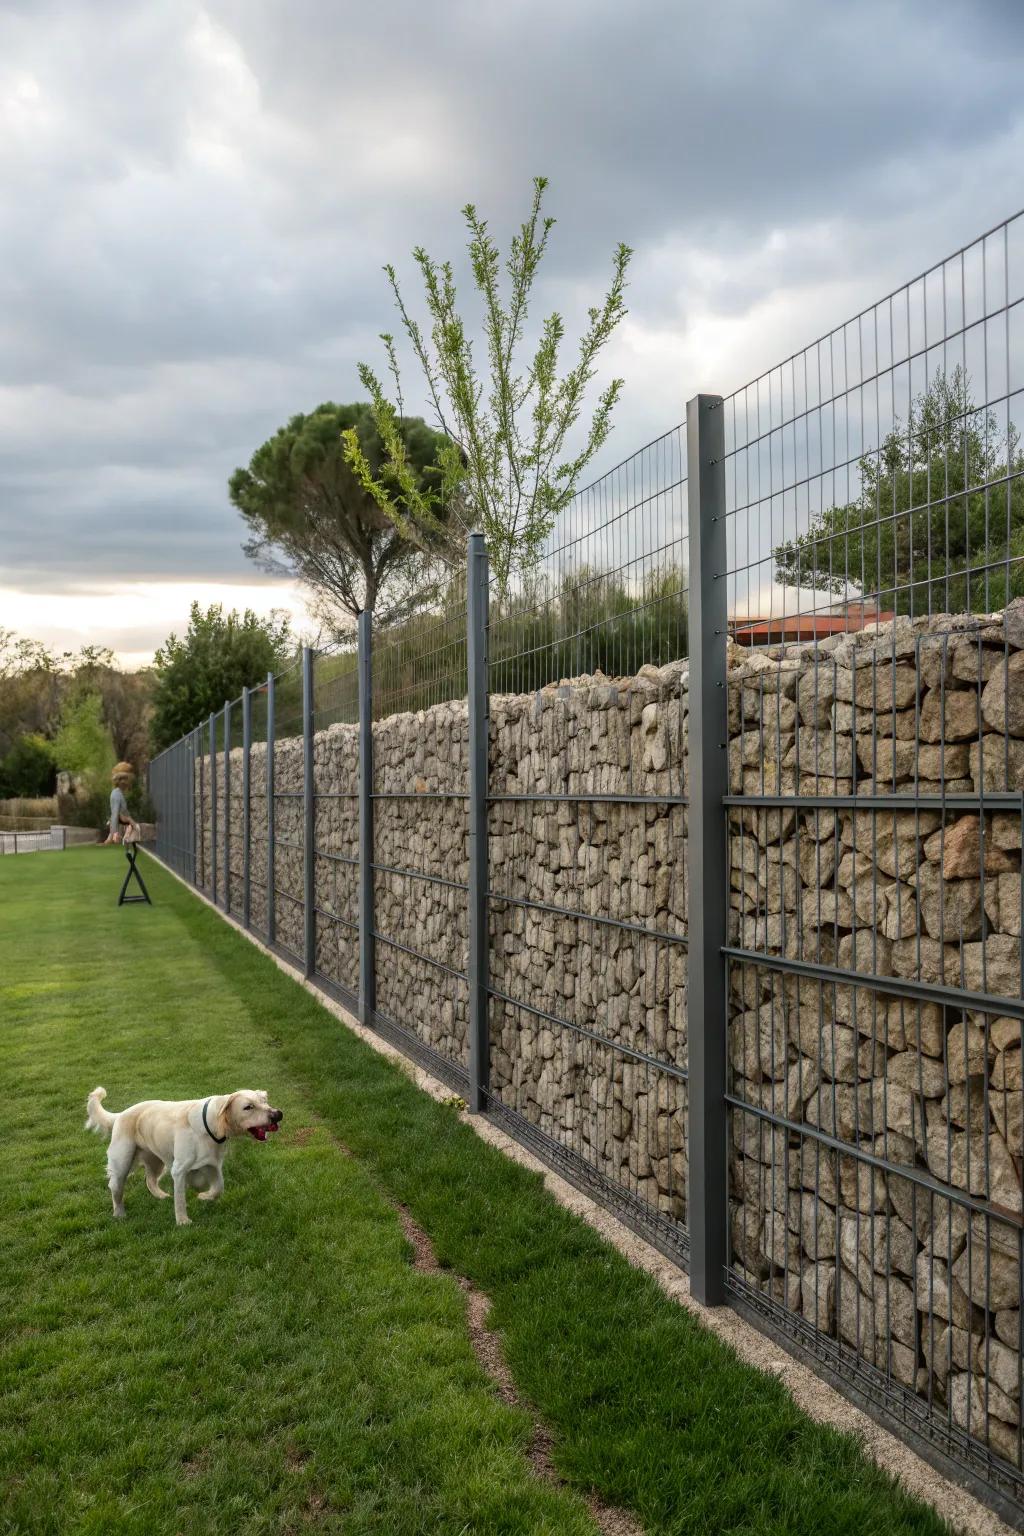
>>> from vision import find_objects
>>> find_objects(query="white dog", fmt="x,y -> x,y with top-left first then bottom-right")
86,1086 -> 283,1226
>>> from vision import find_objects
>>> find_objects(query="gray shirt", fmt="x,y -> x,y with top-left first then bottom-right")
110,786 -> 129,836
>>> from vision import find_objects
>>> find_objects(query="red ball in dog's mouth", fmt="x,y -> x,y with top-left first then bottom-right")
247,1124 -> 279,1141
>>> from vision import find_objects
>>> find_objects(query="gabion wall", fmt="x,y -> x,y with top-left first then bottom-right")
192,604 -> 1024,1479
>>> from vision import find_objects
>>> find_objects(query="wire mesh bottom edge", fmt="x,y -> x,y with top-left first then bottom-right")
485,1098 -> 690,1271
725,1273 -> 1024,1524
366,1007 -> 471,1097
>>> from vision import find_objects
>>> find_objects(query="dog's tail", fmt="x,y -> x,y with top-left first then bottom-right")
85,1086 -> 115,1137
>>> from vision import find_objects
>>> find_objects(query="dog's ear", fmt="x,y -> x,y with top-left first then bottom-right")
219,1092 -> 240,1135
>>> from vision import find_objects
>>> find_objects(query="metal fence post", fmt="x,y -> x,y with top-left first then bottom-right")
223,700 -> 232,914
242,686 -> 251,930
358,611 -> 376,1029
686,393 -> 728,1306
209,711 -> 218,907
467,532 -> 490,1113
191,731 -> 199,890
267,670 -> 276,947
302,646 -> 315,978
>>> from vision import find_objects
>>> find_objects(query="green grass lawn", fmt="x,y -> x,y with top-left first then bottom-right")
1,848 -> 952,1536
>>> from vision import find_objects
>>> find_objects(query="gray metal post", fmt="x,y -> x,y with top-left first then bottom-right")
686,393 -> 729,1306
209,712 -> 218,907
242,686 -> 251,930
358,611 -> 376,1028
223,700 -> 232,913
191,724 -> 199,884
302,646 -> 315,978
266,671 -> 276,946
467,532 -> 490,1113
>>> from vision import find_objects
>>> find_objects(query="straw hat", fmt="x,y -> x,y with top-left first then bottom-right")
112,761 -> 134,782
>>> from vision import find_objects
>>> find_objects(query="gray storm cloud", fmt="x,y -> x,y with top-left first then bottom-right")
2,0 -> 1023,602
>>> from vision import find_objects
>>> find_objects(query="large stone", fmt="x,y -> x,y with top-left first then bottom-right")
915,1253 -> 974,1327
840,810 -> 941,881
981,651 -> 1024,738
917,689 -> 981,743
948,1373 -> 1020,1450
918,861 -> 983,941
885,1051 -> 948,1098
834,663 -> 919,712
922,816 -> 1018,880
923,1121 -> 1022,1214
861,737 -> 969,781
970,736 -> 1024,793
801,1262 -> 837,1330
945,1021 -> 992,1082
953,1244 -> 1021,1311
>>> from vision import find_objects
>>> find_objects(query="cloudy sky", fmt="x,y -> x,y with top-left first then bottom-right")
3,0 -> 1023,667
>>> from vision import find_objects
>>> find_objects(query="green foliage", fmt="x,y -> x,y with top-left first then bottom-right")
53,692 -> 115,783
346,177 -> 633,597
774,369 -> 1024,614
0,733 -> 55,799
370,565 -> 688,716
150,602 -> 292,752
0,630 -> 152,766
230,402 -> 457,630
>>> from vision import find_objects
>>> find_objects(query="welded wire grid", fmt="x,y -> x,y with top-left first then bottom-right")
148,733 -> 195,883
722,210 -> 1024,1504
245,680 -> 271,940
311,647 -> 360,1005
268,658 -> 306,966
193,718 -> 209,895
369,612 -> 470,1080
486,427 -> 692,1259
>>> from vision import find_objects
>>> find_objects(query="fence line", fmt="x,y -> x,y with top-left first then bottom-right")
148,206 -> 1024,1526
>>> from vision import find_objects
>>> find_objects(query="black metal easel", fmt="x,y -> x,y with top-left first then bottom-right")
118,842 -> 152,906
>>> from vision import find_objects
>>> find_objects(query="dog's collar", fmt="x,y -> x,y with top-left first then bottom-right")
201,1099 -> 226,1145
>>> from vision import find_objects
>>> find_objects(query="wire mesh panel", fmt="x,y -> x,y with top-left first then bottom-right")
148,734 -> 195,882
193,719 -> 210,897
269,659 -> 306,965
721,210 -> 1024,1511
486,427 -> 692,1261
223,695 -> 242,923
311,647 -> 360,1008
247,681 -> 271,940
369,605 -> 471,1085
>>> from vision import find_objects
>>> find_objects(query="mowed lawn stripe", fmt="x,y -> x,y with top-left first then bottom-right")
0,849 -> 596,1536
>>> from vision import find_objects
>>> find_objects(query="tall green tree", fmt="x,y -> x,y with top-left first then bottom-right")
150,603 -> 292,751
344,177 -> 633,597
774,369 -> 1024,614
0,734 -> 55,799
53,693 -> 115,785
230,402 -> 458,632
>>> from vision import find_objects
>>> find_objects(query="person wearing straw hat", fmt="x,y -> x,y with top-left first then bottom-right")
104,762 -> 141,846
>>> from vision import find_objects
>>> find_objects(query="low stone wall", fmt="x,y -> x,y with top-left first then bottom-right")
191,602 -> 1024,1470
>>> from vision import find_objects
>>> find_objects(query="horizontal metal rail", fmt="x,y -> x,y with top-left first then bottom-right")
372,859 -> 469,894
727,1091 -> 1023,1226
724,945 -> 1024,1020
313,904 -> 358,931
372,791 -> 468,801
488,888 -> 687,945
727,792 -> 1024,811
372,930 -> 468,983
487,983 -> 689,1081
489,792 -> 688,806
314,848 -> 359,867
